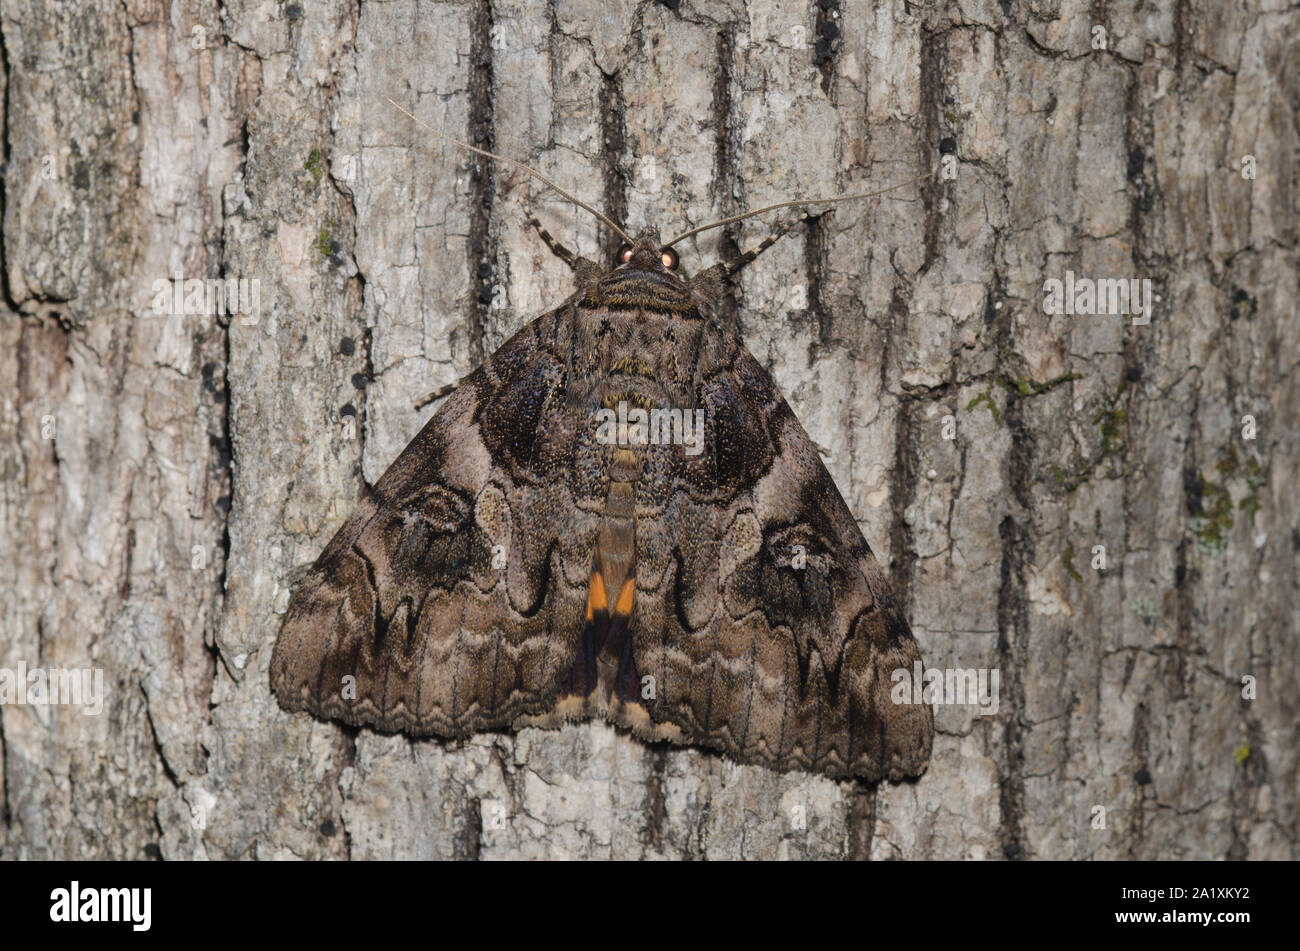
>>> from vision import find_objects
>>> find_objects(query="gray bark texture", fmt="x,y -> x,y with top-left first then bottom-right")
0,0 -> 1296,860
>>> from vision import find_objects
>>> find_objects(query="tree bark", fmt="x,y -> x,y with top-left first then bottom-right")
0,0 -> 1295,860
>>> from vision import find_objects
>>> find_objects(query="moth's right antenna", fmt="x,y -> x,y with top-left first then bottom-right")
664,173 -> 930,249
385,97 -> 633,246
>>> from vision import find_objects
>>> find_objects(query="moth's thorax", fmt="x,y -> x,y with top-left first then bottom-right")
570,294 -> 711,413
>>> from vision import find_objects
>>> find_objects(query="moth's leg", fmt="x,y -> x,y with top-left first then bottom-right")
521,201 -> 580,270
721,209 -> 819,279
414,378 -> 462,410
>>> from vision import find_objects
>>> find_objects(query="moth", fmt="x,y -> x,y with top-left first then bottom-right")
271,109 -> 934,782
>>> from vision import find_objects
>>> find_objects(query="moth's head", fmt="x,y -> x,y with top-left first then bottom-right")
594,224 -> 693,308
614,226 -> 680,276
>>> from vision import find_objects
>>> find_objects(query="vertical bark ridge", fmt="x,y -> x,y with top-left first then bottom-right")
467,0 -> 499,367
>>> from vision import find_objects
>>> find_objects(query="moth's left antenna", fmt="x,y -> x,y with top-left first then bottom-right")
385,97 -> 633,245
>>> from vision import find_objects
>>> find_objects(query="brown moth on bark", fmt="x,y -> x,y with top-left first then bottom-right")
271,121 -> 933,782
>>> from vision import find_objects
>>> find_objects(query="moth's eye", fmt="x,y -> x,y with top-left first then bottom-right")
660,248 -> 678,270
620,246 -> 634,264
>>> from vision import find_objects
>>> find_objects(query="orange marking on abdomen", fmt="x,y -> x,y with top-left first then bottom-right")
613,576 -> 635,618
586,571 -> 608,621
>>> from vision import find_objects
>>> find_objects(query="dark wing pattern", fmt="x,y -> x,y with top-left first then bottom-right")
270,303 -> 600,736
618,336 -> 933,781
